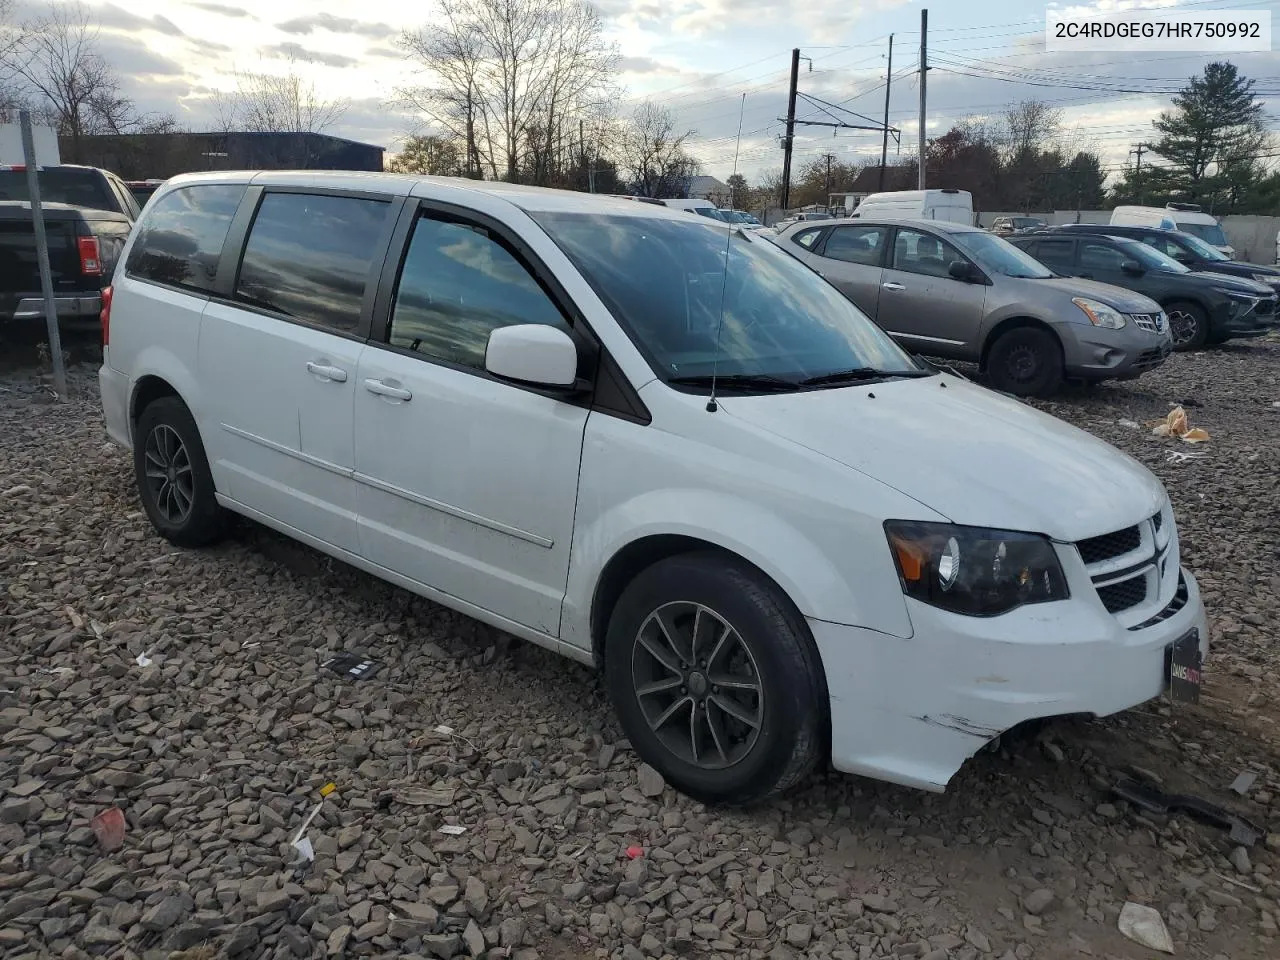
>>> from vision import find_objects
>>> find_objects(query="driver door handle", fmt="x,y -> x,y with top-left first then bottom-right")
364,378 -> 412,402
882,281 -> 905,291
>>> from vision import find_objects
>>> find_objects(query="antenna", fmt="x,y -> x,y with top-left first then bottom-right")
707,92 -> 747,414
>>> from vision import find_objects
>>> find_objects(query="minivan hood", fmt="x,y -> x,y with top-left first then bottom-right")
724,375 -> 1164,542
1035,276 -> 1162,312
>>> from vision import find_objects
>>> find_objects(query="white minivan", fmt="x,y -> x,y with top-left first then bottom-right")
98,172 -> 1208,805
1110,203 -> 1235,258
851,188 -> 974,225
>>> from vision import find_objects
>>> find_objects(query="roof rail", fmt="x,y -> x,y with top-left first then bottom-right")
1165,201 -> 1201,212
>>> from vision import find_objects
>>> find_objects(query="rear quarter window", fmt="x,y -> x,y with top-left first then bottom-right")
125,184 -> 247,293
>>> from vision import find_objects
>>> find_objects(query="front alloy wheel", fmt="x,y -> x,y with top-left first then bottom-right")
631,601 -> 765,770
603,552 -> 828,806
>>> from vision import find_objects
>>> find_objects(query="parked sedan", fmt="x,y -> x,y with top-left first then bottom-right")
775,218 -> 1172,397
990,216 -> 1046,236
1009,231 -> 1278,349
1047,223 -> 1280,294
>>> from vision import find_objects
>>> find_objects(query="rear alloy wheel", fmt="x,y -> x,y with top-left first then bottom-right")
603,552 -> 828,806
134,397 -> 226,547
986,326 -> 1064,398
1166,301 -> 1209,350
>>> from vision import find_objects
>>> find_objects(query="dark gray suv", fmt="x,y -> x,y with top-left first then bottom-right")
774,218 -> 1173,397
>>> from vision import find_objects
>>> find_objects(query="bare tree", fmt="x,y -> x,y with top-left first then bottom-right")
1002,99 -> 1062,160
399,0 -> 617,184
619,101 -> 699,198
216,54 -> 349,136
0,1 -> 138,157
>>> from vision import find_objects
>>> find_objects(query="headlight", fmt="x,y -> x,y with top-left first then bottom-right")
1251,273 -> 1278,283
1071,297 -> 1126,329
884,521 -> 1069,616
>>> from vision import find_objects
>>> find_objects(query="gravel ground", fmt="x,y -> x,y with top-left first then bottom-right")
2,335 -> 1279,960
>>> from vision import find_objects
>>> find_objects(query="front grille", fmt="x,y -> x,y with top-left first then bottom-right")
1078,511 -> 1172,621
1131,312 -> 1164,332
1129,574 -> 1188,630
1078,525 -> 1141,564
1097,577 -> 1147,613
1133,348 -> 1165,369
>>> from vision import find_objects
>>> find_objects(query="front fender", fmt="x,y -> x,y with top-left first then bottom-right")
560,487 -> 916,653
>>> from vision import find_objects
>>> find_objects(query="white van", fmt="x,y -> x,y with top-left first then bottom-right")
1110,204 -> 1234,258
656,197 -> 726,221
98,171 -> 1207,805
850,189 -> 973,225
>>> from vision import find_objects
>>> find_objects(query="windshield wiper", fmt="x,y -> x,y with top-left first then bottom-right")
798,367 -> 932,387
668,373 -> 802,392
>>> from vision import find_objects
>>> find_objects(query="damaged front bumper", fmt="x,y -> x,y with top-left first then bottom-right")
809,567 -> 1208,793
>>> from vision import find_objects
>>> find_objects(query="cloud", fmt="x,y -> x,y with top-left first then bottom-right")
617,56 -> 669,75
262,42 -> 359,69
275,13 -> 397,40
365,45 -> 406,61
95,33 -> 187,79
95,3 -> 185,37
185,1 -> 255,17
187,36 -> 233,55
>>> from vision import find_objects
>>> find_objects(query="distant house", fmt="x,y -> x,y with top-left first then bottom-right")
60,131 -> 385,180
685,175 -> 731,204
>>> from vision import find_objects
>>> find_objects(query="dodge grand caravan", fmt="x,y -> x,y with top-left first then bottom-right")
99,172 -> 1208,805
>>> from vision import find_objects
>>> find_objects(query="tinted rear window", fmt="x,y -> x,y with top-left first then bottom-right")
0,169 -> 115,210
126,184 -> 246,292
234,192 -> 391,333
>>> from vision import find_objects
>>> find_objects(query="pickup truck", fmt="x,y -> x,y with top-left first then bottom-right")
0,164 -> 138,326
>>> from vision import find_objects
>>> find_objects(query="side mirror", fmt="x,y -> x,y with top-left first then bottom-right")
948,259 -> 976,282
485,324 -> 579,389
1121,259 -> 1145,276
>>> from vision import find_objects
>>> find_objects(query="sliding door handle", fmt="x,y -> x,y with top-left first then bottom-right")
306,361 -> 347,382
364,378 -> 412,401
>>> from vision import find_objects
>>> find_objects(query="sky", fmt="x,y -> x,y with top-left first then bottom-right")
21,0 -> 1280,184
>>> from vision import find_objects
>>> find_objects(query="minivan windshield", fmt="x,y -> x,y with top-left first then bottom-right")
950,230 -> 1053,279
532,212 -> 924,387
1179,232 -> 1231,260
1176,220 -> 1229,248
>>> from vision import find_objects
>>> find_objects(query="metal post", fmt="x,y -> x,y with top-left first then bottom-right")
880,34 -> 894,191
20,109 -> 67,399
917,9 -> 928,190
780,48 -> 801,210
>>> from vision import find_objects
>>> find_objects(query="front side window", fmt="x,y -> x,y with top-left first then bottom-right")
1081,241 -> 1127,271
236,192 -> 391,333
823,225 -> 887,266
1176,232 -> 1230,261
952,230 -> 1053,279
126,184 -> 246,292
1029,238 -> 1075,271
891,227 -> 963,278
388,215 -> 569,369
531,211 -> 920,384
1140,233 -> 1183,259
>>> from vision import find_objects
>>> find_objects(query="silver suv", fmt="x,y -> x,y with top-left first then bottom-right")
775,218 -> 1173,396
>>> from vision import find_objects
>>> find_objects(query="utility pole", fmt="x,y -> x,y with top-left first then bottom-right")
917,8 -> 928,190
879,33 -> 894,191
823,152 -> 835,200
781,47 -> 801,210
1130,143 -> 1148,204
19,109 -> 67,399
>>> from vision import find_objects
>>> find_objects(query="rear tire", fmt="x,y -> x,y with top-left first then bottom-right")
134,397 -> 225,547
1167,301 -> 1209,350
986,326 -> 1064,398
603,552 -> 828,807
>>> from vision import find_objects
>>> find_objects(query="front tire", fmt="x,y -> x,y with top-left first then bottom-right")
603,552 -> 828,806
1167,301 -> 1209,350
986,326 -> 1064,397
134,397 -> 225,547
